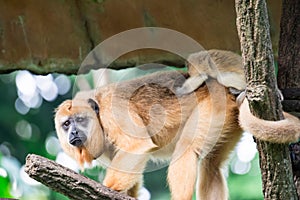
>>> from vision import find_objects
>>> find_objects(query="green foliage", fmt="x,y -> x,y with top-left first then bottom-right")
0,153 -> 13,198
0,176 -> 13,198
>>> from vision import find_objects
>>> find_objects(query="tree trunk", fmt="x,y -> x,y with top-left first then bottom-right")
277,0 -> 300,89
235,0 -> 298,199
277,0 -> 300,197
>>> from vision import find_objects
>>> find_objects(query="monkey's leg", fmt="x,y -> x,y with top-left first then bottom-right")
168,147 -> 198,200
196,127 -> 242,200
168,95 -> 229,200
197,155 -> 228,200
167,104 -> 213,199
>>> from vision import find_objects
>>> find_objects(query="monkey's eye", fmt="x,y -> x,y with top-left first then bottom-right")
75,117 -> 85,123
76,117 -> 84,122
62,120 -> 71,130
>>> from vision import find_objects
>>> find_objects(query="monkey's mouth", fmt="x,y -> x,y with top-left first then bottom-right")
69,134 -> 87,147
70,138 -> 84,147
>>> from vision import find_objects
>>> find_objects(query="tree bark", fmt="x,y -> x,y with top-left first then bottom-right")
24,154 -> 136,200
235,0 -> 298,199
277,0 -> 300,197
277,0 -> 300,89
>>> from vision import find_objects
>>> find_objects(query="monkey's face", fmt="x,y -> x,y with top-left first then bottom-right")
55,99 -> 104,166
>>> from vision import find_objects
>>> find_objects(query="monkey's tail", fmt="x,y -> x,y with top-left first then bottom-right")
239,98 -> 300,143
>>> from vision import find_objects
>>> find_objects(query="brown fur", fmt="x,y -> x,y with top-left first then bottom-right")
176,49 -> 246,95
55,69 -> 300,200
238,93 -> 300,143
55,68 -> 300,200
55,70 -> 243,200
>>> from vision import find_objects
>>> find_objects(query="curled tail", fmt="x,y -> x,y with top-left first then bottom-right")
238,96 -> 300,143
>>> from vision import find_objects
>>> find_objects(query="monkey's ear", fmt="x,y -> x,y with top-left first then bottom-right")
87,98 -> 99,115
55,100 -> 72,113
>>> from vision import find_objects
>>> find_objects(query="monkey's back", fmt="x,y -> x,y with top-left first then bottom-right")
97,70 -> 241,156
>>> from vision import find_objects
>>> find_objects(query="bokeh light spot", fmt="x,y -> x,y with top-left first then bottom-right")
0,167 -> 8,178
45,136 -> 61,156
15,98 -> 30,115
16,71 -> 36,97
15,120 -> 32,140
55,75 -> 71,95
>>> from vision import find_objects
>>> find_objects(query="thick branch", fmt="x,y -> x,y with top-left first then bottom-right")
281,88 -> 300,114
277,0 -> 300,197
278,0 -> 300,89
24,154 -> 136,200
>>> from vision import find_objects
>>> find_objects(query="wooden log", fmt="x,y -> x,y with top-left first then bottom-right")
24,154 -> 136,200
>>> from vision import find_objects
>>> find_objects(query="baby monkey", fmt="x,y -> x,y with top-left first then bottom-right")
176,49 -> 246,95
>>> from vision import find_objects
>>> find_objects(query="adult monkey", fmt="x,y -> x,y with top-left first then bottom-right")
55,70 -> 300,200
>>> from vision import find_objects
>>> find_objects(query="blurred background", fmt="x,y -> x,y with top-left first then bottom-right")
0,0 -> 293,199
0,67 -> 263,200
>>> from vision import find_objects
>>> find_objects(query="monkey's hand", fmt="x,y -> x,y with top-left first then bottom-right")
238,93 -> 300,143
103,169 -> 142,193
175,74 -> 208,96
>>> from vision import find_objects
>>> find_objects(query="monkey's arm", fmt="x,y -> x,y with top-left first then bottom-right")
239,97 -> 300,143
101,103 -> 155,194
103,145 -> 150,193
175,74 -> 208,95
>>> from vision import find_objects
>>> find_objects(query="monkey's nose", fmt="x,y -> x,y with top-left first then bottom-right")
71,130 -> 78,135
69,131 -> 85,147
